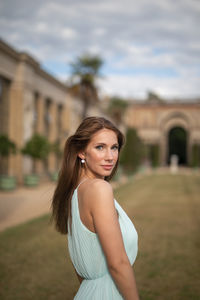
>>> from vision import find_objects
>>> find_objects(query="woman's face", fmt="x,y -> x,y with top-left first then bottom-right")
79,129 -> 119,179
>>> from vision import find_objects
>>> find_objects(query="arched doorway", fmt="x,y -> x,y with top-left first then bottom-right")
168,127 -> 187,165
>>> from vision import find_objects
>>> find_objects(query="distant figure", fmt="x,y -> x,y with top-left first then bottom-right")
51,117 -> 139,300
170,154 -> 179,174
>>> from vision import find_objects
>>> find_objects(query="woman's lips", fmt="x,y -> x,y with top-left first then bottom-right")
101,165 -> 113,170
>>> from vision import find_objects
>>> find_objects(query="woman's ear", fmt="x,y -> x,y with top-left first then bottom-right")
78,152 -> 85,160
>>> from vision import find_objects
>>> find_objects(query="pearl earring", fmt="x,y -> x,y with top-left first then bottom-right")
81,159 -> 85,164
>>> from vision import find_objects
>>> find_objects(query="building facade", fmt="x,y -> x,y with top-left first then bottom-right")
1,38 -> 200,185
125,98 -> 200,166
0,39 -> 77,182
0,39 -> 107,183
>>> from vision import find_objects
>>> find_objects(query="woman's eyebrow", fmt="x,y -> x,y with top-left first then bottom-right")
94,142 -> 106,145
94,142 -> 119,146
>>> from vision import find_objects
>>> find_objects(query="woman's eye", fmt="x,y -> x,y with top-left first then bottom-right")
96,145 -> 103,150
112,145 -> 119,150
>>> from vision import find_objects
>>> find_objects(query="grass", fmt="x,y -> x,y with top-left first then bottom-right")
0,172 -> 200,300
0,215 -> 79,300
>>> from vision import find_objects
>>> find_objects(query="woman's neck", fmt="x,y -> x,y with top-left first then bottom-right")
80,170 -> 104,180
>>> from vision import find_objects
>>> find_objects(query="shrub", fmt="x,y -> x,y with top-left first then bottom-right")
0,135 -> 17,157
120,128 -> 145,174
0,135 -> 17,175
149,144 -> 160,167
21,134 -> 51,161
191,144 -> 200,167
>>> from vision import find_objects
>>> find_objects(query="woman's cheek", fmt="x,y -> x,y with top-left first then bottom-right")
114,151 -> 119,161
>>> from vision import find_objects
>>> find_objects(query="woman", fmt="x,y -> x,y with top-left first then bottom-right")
51,116 -> 139,300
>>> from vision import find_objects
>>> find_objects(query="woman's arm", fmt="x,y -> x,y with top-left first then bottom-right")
74,267 -> 84,284
86,180 -> 140,300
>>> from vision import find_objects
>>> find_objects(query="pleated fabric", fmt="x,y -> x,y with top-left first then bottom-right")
67,186 -> 138,300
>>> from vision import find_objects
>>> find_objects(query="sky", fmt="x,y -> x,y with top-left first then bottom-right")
0,0 -> 200,100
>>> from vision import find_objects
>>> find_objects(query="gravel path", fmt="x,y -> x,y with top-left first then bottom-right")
0,182 -> 56,231
0,167 -> 199,232
0,178 -> 127,232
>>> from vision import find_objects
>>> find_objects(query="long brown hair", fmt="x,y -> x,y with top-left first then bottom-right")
51,116 -> 124,234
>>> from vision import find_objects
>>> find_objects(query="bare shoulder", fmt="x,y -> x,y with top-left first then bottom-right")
88,179 -> 114,212
80,179 -> 114,207
86,179 -> 113,196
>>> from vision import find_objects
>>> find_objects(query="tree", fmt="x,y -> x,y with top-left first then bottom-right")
69,54 -> 103,118
146,91 -> 164,103
120,128 -> 145,174
107,97 -> 128,125
0,135 -> 17,175
21,134 -> 51,173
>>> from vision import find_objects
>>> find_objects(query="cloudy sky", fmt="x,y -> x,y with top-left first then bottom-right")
1,0 -> 200,100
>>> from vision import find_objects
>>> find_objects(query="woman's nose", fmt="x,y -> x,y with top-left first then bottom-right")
105,149 -> 113,160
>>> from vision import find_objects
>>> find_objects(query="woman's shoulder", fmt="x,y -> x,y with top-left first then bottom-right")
85,178 -> 112,194
79,179 -> 113,204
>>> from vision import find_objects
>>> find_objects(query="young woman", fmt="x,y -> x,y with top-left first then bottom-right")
51,116 -> 139,300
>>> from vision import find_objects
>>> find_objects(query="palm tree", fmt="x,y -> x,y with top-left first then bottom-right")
69,54 -> 103,118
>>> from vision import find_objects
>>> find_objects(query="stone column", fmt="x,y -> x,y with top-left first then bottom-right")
160,131 -> 168,166
36,94 -> 45,134
61,103 -> 70,146
0,77 -> 9,134
48,101 -> 57,173
8,82 -> 24,182
35,94 -> 45,175
0,77 -> 10,175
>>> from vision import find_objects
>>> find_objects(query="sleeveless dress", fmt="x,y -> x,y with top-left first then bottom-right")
67,185 -> 138,300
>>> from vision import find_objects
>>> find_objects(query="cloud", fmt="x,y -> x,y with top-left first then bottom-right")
98,73 -> 200,99
0,0 -> 200,99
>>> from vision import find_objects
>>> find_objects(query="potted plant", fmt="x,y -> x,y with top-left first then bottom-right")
21,134 -> 51,186
0,135 -> 17,190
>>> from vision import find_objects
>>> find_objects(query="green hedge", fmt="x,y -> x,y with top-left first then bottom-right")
149,144 -> 160,167
120,128 -> 145,174
191,144 -> 200,167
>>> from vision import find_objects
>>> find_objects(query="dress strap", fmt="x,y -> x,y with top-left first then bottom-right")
76,178 -> 89,190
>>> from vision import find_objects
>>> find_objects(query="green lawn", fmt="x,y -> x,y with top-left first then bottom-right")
0,172 -> 200,300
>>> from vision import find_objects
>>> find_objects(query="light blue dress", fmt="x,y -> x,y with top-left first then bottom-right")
67,185 -> 138,300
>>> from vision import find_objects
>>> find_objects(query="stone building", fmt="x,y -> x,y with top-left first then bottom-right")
0,39 -> 78,183
0,39 -> 106,184
125,96 -> 200,166
1,38 -> 199,186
